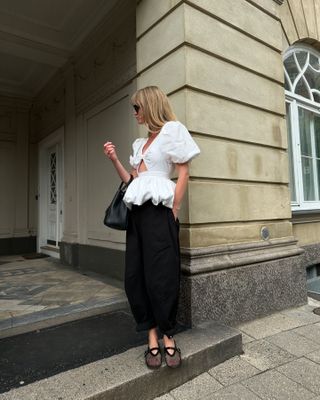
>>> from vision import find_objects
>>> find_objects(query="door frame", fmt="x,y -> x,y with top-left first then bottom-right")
38,126 -> 64,258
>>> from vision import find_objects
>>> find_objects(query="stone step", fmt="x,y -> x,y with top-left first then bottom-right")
0,321 -> 242,400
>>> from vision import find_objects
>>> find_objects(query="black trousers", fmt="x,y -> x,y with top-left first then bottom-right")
125,201 -> 180,337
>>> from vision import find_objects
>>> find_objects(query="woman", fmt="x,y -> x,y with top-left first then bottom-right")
104,86 -> 200,369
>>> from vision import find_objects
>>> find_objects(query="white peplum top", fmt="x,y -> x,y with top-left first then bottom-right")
123,121 -> 200,209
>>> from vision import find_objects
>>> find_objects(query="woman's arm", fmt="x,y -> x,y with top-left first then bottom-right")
172,162 -> 189,219
104,141 -> 136,183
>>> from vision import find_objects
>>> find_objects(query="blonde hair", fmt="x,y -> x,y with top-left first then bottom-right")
131,86 -> 177,133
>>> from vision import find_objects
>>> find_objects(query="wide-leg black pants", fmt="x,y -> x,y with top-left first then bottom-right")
125,201 -> 180,337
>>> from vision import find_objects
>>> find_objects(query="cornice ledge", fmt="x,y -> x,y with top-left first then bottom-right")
181,237 -> 304,275
0,94 -> 32,111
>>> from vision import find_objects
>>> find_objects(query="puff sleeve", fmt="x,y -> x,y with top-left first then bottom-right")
162,121 -> 200,163
129,138 -> 145,168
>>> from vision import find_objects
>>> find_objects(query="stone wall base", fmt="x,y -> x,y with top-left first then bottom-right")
300,243 -> 320,301
178,254 -> 307,327
60,241 -> 125,282
301,243 -> 320,267
60,240 -> 309,327
0,236 -> 36,255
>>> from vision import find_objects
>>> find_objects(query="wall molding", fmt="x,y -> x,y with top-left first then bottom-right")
180,237 -> 303,275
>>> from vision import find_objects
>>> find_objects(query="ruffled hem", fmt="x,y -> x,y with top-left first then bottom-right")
123,175 -> 176,210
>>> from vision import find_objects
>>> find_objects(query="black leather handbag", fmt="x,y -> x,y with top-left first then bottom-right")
104,175 -> 133,230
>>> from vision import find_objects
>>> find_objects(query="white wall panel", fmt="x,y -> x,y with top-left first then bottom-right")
86,95 -> 133,244
0,142 -> 15,236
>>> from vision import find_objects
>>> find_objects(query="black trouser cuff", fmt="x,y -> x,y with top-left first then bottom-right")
136,321 -> 157,332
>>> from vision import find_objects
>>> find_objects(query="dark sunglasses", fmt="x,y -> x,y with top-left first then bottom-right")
133,104 -> 140,113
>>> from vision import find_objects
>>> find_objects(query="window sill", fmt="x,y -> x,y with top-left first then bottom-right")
292,209 -> 320,224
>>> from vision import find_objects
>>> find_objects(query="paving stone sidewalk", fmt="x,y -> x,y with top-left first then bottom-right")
3,255 -> 320,400
155,297 -> 320,400
0,255 -> 127,337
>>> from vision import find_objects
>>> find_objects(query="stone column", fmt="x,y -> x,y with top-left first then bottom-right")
136,0 -> 307,326
62,64 -> 78,245
14,105 -> 30,238
0,100 -> 17,249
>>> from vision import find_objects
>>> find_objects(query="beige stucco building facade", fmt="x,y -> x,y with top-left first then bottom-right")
2,0 -> 320,326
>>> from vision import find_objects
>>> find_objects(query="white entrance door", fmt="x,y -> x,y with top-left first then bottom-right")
38,128 -> 64,257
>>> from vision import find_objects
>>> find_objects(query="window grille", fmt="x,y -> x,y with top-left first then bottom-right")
50,152 -> 57,205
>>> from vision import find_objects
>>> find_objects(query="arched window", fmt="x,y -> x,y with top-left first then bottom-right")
284,45 -> 320,211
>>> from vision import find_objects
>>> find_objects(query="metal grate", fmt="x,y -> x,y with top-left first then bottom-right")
50,152 -> 57,205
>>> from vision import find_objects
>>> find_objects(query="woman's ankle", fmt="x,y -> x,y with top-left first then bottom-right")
148,327 -> 159,347
163,334 -> 174,345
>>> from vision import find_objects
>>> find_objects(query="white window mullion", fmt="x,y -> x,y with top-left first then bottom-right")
286,99 -> 297,204
310,117 -> 320,200
291,100 -> 303,208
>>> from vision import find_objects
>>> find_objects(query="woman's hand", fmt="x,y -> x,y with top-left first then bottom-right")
103,141 -> 133,182
104,142 -> 118,162
172,206 -> 179,221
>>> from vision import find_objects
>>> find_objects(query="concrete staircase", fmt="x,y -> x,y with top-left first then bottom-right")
0,321 -> 242,400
